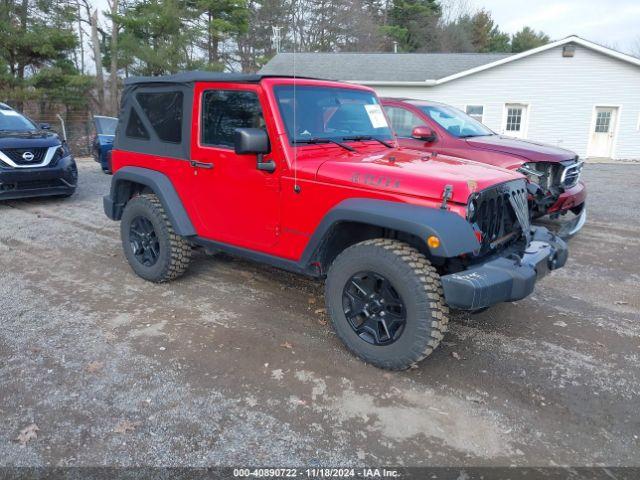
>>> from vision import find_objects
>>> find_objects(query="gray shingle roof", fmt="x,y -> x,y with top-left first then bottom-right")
259,52 -> 513,82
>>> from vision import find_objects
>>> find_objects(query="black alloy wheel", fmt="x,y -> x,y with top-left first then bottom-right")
129,215 -> 160,267
325,238 -> 449,370
342,271 -> 406,346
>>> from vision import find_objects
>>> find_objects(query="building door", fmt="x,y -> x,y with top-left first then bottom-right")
502,104 -> 528,139
588,106 -> 618,158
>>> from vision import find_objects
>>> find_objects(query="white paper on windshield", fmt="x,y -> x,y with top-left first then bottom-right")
0,110 -> 20,116
364,104 -> 388,129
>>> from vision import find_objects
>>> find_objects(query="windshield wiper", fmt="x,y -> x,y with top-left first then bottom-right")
292,137 -> 355,152
341,135 -> 394,148
458,133 -> 494,138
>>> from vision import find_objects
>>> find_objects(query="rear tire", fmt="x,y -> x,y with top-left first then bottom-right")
325,238 -> 448,370
120,193 -> 191,282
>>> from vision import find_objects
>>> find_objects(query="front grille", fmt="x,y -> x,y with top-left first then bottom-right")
521,159 -> 582,192
470,180 -> 530,252
1,147 -> 48,165
18,179 -> 63,190
0,179 -> 63,192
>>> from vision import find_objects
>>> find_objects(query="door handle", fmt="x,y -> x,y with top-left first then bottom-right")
190,160 -> 214,169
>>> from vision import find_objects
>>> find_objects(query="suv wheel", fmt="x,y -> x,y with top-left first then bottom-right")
120,193 -> 192,282
325,239 -> 448,370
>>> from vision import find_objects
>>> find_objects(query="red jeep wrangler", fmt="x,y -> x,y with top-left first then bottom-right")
104,73 -> 568,370
382,98 -> 587,236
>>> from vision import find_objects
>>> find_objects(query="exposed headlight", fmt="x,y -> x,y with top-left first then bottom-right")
517,162 -> 544,185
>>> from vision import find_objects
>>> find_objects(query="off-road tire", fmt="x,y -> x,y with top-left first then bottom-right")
325,238 -> 449,370
120,193 -> 191,283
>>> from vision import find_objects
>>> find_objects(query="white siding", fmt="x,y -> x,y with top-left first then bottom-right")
373,45 -> 640,159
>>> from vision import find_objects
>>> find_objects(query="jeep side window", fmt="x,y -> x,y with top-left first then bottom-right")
201,90 -> 264,148
125,109 -> 149,140
136,91 -> 183,143
384,106 -> 425,138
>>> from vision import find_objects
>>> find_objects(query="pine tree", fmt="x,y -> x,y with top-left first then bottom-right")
383,0 -> 442,52
511,26 -> 550,53
0,0 -> 90,109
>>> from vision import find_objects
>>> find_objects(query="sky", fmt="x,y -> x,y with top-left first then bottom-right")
464,0 -> 639,54
93,0 -> 640,55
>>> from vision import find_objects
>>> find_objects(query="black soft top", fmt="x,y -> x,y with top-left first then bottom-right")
124,71 -> 319,86
116,71 -> 322,160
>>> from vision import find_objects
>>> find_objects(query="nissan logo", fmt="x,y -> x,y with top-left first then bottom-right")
22,151 -> 35,162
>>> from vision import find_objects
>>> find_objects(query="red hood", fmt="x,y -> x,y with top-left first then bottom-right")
315,147 -> 523,205
465,135 -> 577,163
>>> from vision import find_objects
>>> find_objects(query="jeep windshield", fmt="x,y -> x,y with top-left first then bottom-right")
0,107 -> 38,132
419,105 -> 493,138
274,86 -> 393,144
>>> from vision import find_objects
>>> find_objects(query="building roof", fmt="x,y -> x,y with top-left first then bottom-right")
259,36 -> 640,87
259,52 -> 512,83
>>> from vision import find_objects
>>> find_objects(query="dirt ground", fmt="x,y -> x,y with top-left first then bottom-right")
0,159 -> 639,467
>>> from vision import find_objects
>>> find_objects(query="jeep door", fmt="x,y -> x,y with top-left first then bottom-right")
189,83 -> 280,250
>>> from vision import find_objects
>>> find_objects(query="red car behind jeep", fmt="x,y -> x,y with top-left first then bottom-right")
104,73 -> 568,370
382,98 -> 586,236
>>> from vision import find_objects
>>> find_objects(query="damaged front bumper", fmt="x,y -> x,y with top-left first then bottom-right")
440,226 -> 568,310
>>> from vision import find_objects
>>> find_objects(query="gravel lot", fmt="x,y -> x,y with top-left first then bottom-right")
1,159 -> 639,467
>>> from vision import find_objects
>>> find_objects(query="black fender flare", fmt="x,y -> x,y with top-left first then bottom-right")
301,198 -> 479,263
103,166 -> 196,237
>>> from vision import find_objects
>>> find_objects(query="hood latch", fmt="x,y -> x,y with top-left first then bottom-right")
440,184 -> 453,210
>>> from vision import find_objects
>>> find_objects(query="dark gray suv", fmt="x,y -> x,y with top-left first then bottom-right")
0,103 -> 77,200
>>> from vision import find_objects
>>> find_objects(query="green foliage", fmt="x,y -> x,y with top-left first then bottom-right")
386,0 -> 442,52
31,61 -> 94,108
117,0 -> 198,75
511,26 -> 550,53
438,9 -> 511,53
0,0 -> 89,108
470,9 -> 510,53
116,0 -> 248,75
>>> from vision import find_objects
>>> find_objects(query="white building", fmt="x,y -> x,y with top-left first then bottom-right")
260,36 -> 640,160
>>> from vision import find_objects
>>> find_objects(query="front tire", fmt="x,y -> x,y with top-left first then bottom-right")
325,239 -> 448,370
120,193 -> 192,282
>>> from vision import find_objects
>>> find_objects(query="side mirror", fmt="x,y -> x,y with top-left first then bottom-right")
234,128 -> 275,173
411,126 -> 437,143
39,122 -> 51,130
233,128 -> 276,173
234,127 -> 270,155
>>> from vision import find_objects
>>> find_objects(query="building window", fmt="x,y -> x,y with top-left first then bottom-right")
125,109 -> 149,140
201,90 -> 264,148
594,110 -> 612,133
136,92 -> 183,143
465,105 -> 484,123
505,106 -> 523,132
384,106 -> 425,137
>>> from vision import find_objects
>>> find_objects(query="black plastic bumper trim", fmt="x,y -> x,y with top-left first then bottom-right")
0,156 -> 77,200
440,227 -> 568,310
